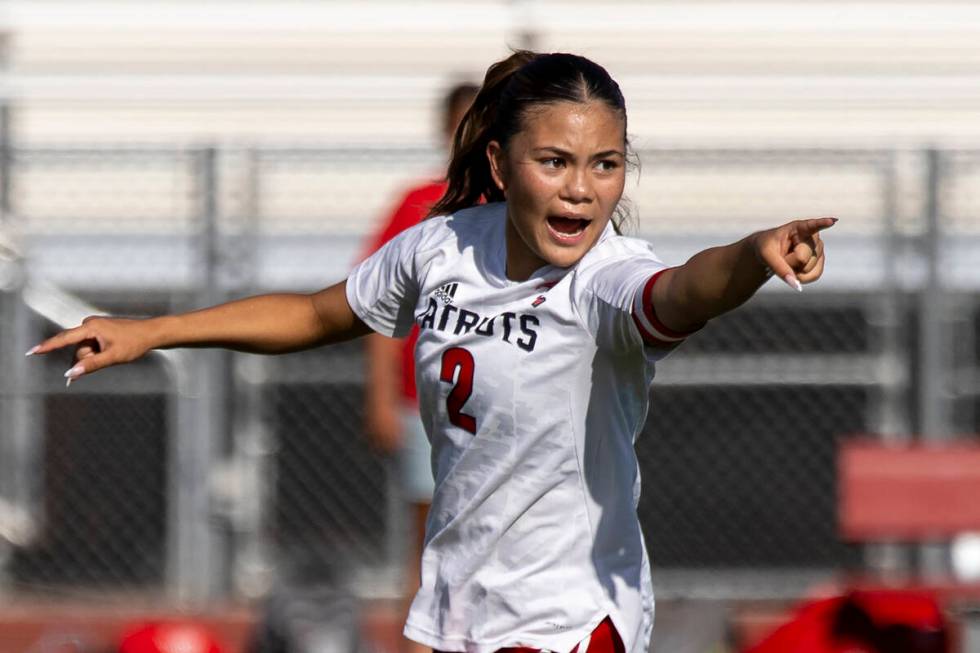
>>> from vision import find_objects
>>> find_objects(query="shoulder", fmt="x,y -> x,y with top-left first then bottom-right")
569,230 -> 666,312
442,201 -> 504,237
575,230 -> 662,277
423,201 -> 505,251
394,201 -> 503,259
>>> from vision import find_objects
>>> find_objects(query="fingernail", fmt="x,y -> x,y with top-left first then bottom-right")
783,273 -> 803,292
63,365 -> 84,379
25,346 -> 40,356
65,377 -> 72,388
831,217 -> 839,224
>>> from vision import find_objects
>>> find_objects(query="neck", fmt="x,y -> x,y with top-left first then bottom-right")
504,217 -> 547,282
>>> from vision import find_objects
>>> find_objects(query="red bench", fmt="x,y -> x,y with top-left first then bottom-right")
839,439 -> 980,543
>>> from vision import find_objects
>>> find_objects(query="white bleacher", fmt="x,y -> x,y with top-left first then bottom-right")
5,2 -> 980,145
2,1 -> 980,289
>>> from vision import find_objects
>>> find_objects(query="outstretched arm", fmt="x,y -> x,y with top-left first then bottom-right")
28,279 -> 372,382
651,217 -> 836,333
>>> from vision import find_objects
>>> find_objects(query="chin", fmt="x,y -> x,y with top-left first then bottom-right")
541,245 -> 590,269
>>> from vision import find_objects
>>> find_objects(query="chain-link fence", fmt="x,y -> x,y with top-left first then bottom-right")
1,144 -> 978,609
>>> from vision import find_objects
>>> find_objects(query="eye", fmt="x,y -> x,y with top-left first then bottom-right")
595,159 -> 620,173
540,157 -> 565,169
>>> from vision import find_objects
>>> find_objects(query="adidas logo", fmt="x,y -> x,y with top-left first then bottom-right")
433,282 -> 458,305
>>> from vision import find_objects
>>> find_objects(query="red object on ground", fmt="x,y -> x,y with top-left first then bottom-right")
361,180 -> 447,404
118,622 -> 224,653
0,602 -> 253,653
743,590 -> 948,653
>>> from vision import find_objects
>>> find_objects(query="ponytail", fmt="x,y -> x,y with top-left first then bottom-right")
428,50 -> 537,219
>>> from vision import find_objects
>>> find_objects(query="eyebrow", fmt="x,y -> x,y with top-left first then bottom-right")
533,146 -> 626,160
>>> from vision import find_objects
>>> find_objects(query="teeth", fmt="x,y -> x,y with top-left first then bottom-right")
546,216 -> 589,241
549,224 -> 585,240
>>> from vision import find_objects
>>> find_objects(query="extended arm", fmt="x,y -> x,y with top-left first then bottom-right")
29,279 -> 372,381
651,218 -> 835,333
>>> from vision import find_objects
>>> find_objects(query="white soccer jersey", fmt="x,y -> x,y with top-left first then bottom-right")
346,202 -> 692,653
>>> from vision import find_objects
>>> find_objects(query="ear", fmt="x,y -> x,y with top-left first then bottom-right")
486,140 -> 507,193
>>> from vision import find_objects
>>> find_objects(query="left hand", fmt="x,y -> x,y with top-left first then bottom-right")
751,217 -> 837,291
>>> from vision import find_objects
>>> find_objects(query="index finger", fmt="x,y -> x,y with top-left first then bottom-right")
28,325 -> 94,356
795,217 -> 838,237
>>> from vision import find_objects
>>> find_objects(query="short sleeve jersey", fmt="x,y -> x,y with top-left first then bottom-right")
360,179 -> 448,404
346,202 -> 691,653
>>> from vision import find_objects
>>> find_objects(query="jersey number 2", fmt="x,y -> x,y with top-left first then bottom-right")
440,347 -> 477,434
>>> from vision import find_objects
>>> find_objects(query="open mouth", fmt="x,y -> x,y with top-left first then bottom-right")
546,215 -> 590,242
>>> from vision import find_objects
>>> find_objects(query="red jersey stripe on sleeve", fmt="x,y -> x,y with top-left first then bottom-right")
631,312 -> 681,348
631,267 -> 699,347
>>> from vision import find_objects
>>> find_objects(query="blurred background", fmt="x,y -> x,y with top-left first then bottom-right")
2,1 -> 980,652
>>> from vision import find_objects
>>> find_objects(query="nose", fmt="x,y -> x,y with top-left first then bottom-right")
560,167 -> 593,204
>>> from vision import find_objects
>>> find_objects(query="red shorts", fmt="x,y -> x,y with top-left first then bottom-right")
438,617 -> 625,653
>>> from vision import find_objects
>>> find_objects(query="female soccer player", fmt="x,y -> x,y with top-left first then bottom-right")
30,51 -> 833,653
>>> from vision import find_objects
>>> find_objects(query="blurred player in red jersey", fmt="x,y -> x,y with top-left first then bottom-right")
361,81 -> 477,653
744,590 -> 949,653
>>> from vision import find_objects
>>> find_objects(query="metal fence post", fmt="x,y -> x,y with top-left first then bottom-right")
167,146 -> 227,604
228,354 -> 276,599
876,150 -> 913,441
1,103 -> 11,219
0,246 -> 41,594
0,106 -> 42,595
0,102 -> 13,591
919,149 -> 952,441
918,148 -> 953,578
225,149 -> 276,599
862,151 -> 914,577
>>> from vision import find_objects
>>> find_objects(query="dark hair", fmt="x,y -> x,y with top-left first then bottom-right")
429,51 -> 632,229
442,82 -> 480,136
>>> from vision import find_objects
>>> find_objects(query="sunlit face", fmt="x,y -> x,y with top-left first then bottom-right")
487,100 -> 627,281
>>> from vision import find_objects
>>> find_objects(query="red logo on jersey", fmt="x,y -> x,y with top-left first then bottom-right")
532,295 -> 547,307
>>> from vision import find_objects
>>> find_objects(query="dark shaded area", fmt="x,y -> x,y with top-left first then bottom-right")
638,385 -> 867,568
270,382 -> 388,576
10,395 -> 168,587
974,298 -> 980,366
681,300 -> 869,355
